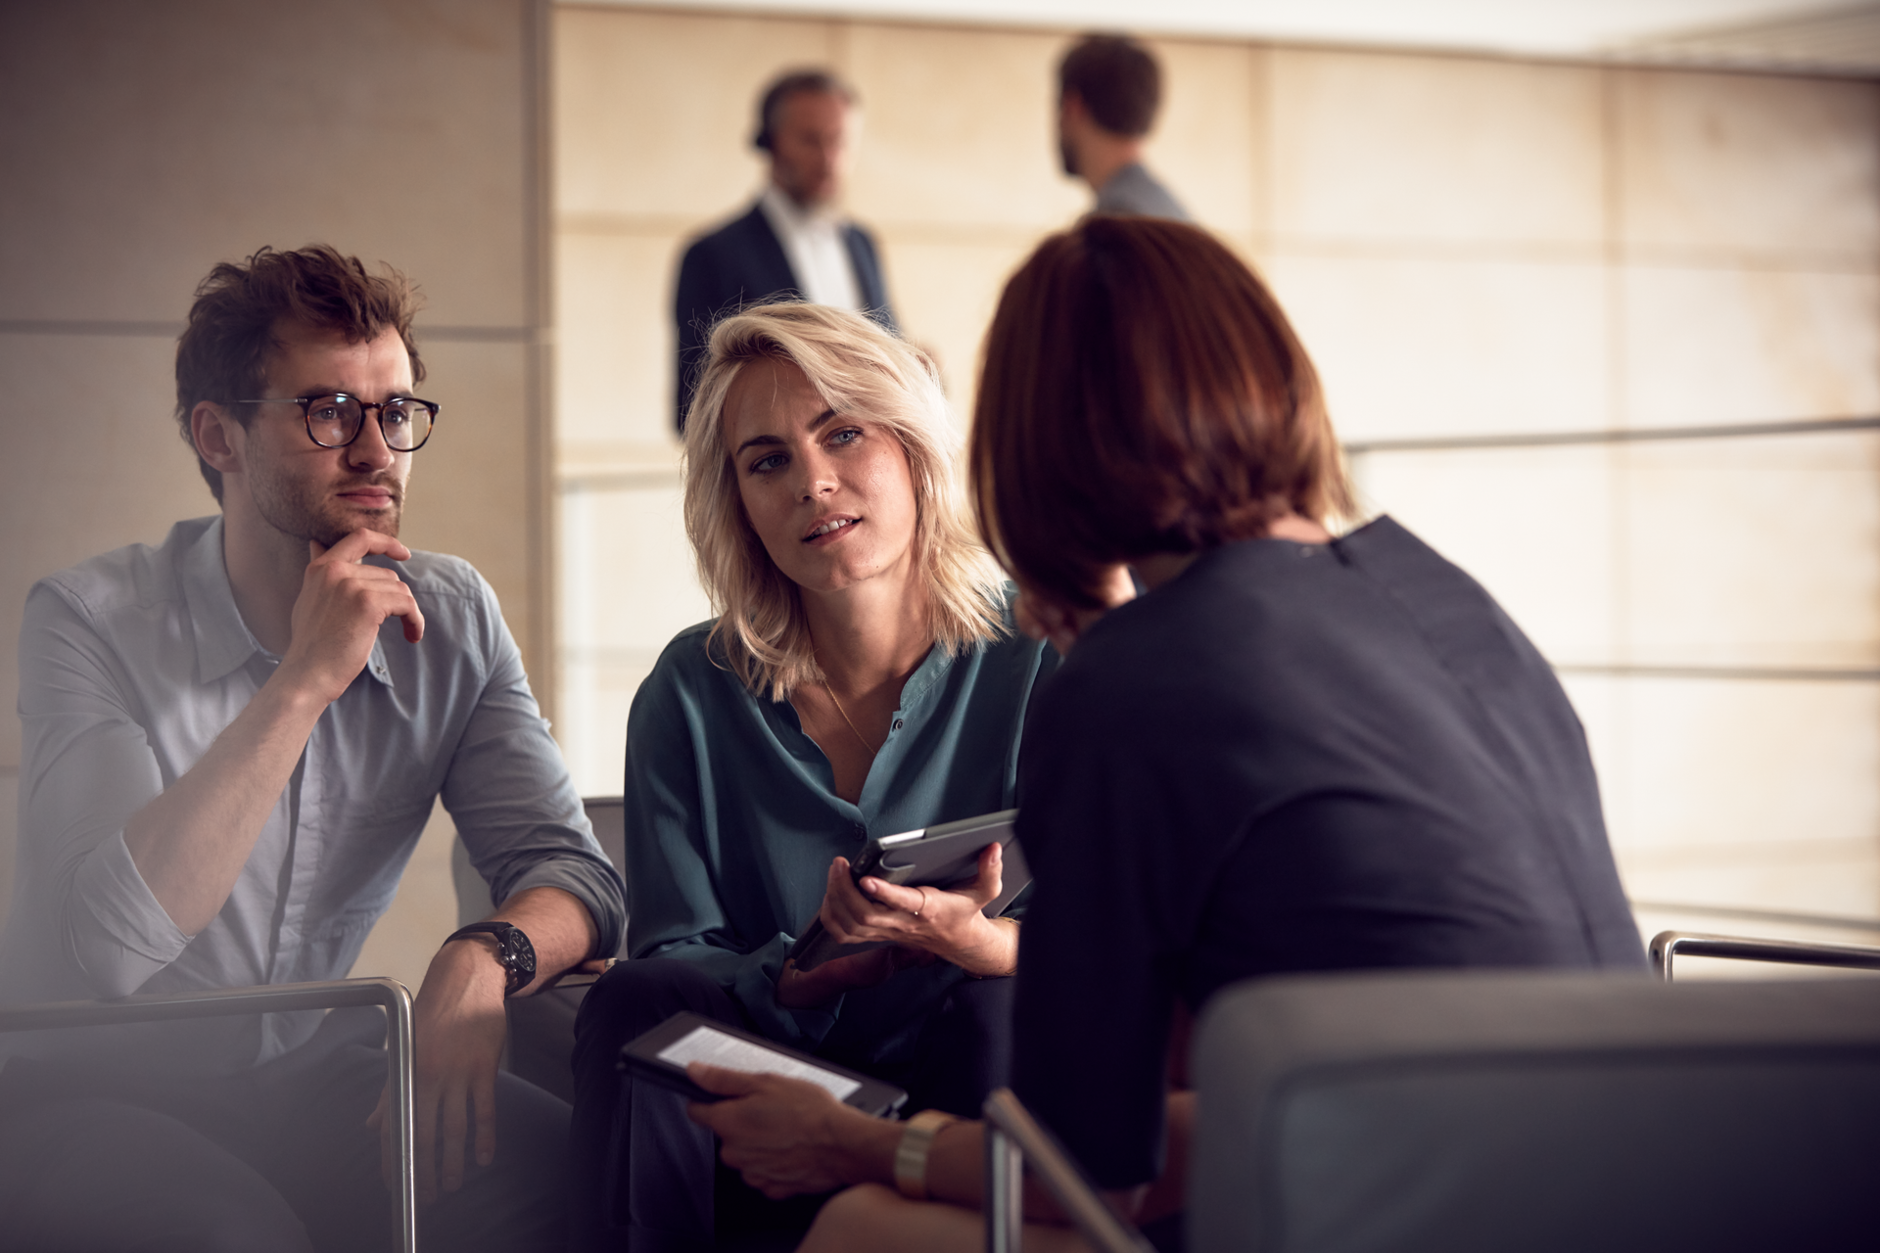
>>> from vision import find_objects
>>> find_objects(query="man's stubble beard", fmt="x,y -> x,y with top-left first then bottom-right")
250,461 -> 404,548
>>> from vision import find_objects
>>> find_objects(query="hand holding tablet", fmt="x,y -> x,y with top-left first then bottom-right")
788,809 -> 1029,973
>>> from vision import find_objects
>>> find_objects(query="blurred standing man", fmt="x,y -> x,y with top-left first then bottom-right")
0,246 -> 625,1253
671,68 -> 897,432
1058,33 -> 1191,221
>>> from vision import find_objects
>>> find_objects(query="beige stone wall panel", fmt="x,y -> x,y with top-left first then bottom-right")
1622,265 -> 1880,426
1611,676 -> 1880,866
557,479 -> 709,792
556,6 -> 834,221
844,23 -> 1086,231
1621,433 -> 1880,671
1267,253 -> 1610,441
1620,840 -> 1880,925
1269,49 -> 1606,248
1618,69 -> 1880,259
561,479 -> 706,659
557,229 -> 686,448
0,0 -> 531,328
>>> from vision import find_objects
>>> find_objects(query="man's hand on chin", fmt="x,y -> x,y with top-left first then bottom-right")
281,530 -> 425,705
369,939 -> 509,1205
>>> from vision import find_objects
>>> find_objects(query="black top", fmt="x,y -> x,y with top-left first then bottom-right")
1011,517 -> 1642,1189
671,203 -> 896,432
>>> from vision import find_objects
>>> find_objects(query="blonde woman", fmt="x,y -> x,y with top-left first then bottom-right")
567,303 -> 1056,1252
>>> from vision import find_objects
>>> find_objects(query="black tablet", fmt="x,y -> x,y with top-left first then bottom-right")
787,809 -> 1027,972
619,1011 -> 908,1117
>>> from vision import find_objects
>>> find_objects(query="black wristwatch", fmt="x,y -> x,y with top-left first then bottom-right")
446,921 -> 537,997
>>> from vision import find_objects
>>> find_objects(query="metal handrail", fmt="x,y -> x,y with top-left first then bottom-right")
0,977 -> 417,1253
1648,930 -> 1880,983
982,1088 -> 1154,1253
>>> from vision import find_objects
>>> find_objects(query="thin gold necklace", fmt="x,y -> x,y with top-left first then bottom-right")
823,682 -> 878,756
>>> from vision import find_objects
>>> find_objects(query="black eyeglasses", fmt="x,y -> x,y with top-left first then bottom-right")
235,393 -> 439,451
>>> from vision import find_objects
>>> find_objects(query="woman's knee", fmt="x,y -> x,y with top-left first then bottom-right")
798,1183 -> 910,1253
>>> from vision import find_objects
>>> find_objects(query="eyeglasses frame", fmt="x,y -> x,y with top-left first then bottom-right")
232,393 -> 440,452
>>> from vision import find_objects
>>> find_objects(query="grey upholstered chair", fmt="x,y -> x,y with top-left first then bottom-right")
1187,967 -> 1880,1253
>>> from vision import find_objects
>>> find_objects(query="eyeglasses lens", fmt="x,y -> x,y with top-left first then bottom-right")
304,395 -> 433,450
377,400 -> 433,451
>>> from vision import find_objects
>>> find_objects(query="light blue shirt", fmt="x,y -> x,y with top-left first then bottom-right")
1095,162 -> 1190,221
3,516 -> 624,1075
624,612 -> 1055,1050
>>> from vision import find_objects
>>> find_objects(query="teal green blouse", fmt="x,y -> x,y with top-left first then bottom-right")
622,610 -> 1056,1049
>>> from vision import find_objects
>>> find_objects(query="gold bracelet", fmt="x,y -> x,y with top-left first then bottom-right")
893,1109 -> 962,1200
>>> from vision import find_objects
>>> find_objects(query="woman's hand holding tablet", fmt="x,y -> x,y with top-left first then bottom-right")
777,842 -> 1019,1008
685,1063 -> 906,1201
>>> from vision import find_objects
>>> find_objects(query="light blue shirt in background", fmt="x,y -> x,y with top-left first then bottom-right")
1095,161 -> 1191,221
3,516 -> 625,1076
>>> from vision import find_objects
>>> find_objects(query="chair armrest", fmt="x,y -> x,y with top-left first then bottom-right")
0,978 -> 417,1253
535,957 -> 616,994
981,1088 -> 1154,1253
1649,930 -> 1880,982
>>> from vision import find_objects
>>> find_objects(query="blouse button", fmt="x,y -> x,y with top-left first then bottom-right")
891,719 -> 904,732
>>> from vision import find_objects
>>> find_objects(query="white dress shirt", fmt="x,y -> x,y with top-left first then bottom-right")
759,184 -> 862,311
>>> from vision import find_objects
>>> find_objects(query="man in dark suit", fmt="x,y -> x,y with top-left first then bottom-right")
672,69 -> 896,432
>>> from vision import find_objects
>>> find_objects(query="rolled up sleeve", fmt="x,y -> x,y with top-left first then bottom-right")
442,579 -> 626,960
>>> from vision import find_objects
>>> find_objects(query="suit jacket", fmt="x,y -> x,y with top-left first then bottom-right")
671,202 -> 896,431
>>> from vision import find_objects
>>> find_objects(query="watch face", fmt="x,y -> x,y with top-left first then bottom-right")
500,924 -> 537,994
451,921 -> 538,995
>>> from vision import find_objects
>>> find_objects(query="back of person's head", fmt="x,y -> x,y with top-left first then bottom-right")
175,244 -> 423,501
1057,33 -> 1162,138
753,68 -> 855,151
973,217 -> 1353,610
683,303 -> 1005,699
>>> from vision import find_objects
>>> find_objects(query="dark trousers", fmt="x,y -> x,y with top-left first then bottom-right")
568,958 -> 1015,1253
0,1009 -> 573,1253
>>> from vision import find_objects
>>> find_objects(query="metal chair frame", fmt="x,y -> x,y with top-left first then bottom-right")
1649,930 -> 1880,981
0,977 -> 418,1253
982,1087 -> 1155,1253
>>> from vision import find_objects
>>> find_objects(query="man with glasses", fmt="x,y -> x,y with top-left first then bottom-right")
0,245 -> 624,1252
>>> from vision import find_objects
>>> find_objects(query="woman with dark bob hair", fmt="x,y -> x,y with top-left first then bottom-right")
681,217 -> 1642,1250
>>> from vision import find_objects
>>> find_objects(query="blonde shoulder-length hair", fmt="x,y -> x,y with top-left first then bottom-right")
683,302 -> 1009,700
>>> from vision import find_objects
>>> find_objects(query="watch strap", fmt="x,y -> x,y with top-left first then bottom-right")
446,921 -> 536,997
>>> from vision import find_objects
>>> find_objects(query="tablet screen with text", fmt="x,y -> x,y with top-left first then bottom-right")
620,1011 -> 908,1117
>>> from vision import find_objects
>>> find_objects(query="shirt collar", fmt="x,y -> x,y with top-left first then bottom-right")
896,641 -> 952,712
181,515 -> 394,689
760,183 -> 845,235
